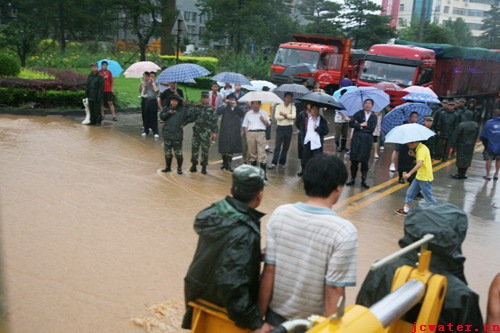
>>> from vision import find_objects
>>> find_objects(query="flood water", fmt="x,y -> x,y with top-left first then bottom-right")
0,113 -> 499,332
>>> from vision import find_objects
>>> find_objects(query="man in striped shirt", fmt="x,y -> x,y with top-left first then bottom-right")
259,154 -> 358,325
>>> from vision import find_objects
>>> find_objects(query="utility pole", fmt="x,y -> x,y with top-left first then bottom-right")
176,18 -> 182,64
418,0 -> 427,42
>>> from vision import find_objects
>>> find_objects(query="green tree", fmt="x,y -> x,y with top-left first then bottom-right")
160,0 -> 177,55
478,3 -> 500,49
342,0 -> 394,48
0,0 -> 40,66
197,0 -> 298,54
299,0 -> 343,36
444,18 -> 474,46
398,21 -> 457,44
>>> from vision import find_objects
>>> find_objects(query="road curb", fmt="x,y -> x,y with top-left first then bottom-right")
0,107 -> 141,117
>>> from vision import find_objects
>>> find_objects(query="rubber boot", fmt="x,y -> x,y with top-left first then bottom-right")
251,161 -> 257,166
346,166 -> 357,186
190,163 -> 197,173
260,163 -> 268,181
226,156 -> 233,172
177,157 -> 183,174
361,173 -> 370,189
161,156 -> 172,173
201,164 -> 207,175
340,138 -> 347,151
220,155 -> 227,170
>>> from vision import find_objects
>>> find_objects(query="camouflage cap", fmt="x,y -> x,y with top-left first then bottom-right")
201,92 -> 210,98
453,98 -> 460,103
232,165 -> 265,194
459,98 -> 466,103
169,94 -> 183,102
442,99 -> 450,104
424,116 -> 434,121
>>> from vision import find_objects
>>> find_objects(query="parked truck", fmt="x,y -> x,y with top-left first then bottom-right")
357,40 -> 500,117
270,34 -> 364,94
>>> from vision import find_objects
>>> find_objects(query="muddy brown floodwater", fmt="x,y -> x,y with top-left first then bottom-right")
0,114 -> 499,333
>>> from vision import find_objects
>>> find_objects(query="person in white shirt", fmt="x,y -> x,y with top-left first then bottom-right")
300,104 -> 329,175
220,82 -> 234,100
242,101 -> 270,180
208,83 -> 224,109
269,92 -> 296,169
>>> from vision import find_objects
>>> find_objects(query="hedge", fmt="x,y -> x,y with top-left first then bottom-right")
158,55 -> 219,74
0,88 -> 84,108
0,54 -> 21,77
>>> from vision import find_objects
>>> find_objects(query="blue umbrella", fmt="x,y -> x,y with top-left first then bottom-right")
338,87 -> 390,116
385,123 -> 436,144
157,63 -> 211,83
332,86 -> 358,99
211,72 -> 251,85
97,59 -> 123,77
381,103 -> 433,134
402,92 -> 441,104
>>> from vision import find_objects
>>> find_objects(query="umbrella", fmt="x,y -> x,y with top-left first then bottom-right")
273,83 -> 310,100
157,63 -> 211,83
374,81 -> 402,91
123,61 -> 162,78
297,92 -> 345,110
211,72 -> 251,85
97,59 -> 123,77
338,87 -> 390,116
248,80 -> 277,92
238,91 -> 284,104
403,86 -> 438,97
385,123 -> 436,144
381,103 -> 433,134
281,63 -> 317,76
402,92 -> 441,104
332,86 -> 358,99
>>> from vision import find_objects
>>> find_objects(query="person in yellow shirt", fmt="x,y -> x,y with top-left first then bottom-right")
394,141 -> 437,216
261,86 -> 274,153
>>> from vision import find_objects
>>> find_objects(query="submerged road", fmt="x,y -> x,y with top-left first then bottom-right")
0,113 -> 498,332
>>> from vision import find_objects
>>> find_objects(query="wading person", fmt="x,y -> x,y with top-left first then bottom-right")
295,103 -> 312,176
142,71 -> 160,138
243,101 -> 270,180
451,112 -> 479,179
480,108 -> 500,180
182,164 -> 272,333
435,99 -> 458,161
85,63 -> 104,126
268,92 -> 296,169
159,94 -> 191,174
394,140 -> 437,216
99,61 -> 117,121
300,104 -> 329,175
188,92 -> 219,175
398,112 -> 419,184
217,94 -> 245,172
346,99 -> 377,188
158,82 -> 184,110
139,72 -> 149,127
259,154 -> 357,326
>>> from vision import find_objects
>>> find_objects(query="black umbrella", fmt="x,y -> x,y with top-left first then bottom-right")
298,92 -> 345,110
281,63 -> 317,76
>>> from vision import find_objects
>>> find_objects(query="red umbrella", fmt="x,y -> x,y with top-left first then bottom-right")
374,82 -> 402,91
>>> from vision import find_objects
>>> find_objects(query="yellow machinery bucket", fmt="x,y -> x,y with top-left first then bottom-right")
188,299 -> 251,333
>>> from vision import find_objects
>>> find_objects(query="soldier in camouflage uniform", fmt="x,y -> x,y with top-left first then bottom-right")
159,94 -> 192,174
188,92 -> 219,174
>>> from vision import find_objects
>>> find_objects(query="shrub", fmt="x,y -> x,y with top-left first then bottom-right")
0,68 -> 86,91
18,68 -> 56,80
211,50 -> 272,80
0,54 -> 21,77
158,55 -> 219,74
0,87 -> 84,108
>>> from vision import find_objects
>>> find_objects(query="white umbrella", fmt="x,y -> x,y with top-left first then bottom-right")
384,123 -> 436,144
403,86 -> 438,98
238,91 -> 284,104
123,61 -> 162,78
248,80 -> 277,92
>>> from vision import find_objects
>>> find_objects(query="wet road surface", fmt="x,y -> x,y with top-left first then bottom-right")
0,113 -> 498,332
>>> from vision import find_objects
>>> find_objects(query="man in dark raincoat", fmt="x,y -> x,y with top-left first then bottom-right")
451,112 -> 479,179
85,63 -> 104,126
217,94 -> 245,172
182,164 -> 272,333
435,100 -> 458,161
357,202 -> 484,332
346,99 -> 377,188
159,94 -> 193,174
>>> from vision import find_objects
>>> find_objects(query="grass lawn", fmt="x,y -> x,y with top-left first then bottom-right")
113,76 -> 204,109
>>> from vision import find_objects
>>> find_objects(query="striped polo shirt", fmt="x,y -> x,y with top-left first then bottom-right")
265,202 -> 358,320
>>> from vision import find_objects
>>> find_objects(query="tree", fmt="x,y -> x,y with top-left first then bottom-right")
160,0 -> 176,55
398,21 -> 457,44
444,18 -> 474,47
117,0 -> 162,61
197,0 -> 298,54
342,0 -> 393,48
299,0 -> 343,36
0,0 -> 40,66
352,14 -> 396,49
478,3 -> 500,49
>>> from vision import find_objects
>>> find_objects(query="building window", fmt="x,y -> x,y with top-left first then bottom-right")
184,11 -> 197,23
452,7 -> 467,15
467,22 -> 483,29
469,0 -> 494,4
444,5 -> 449,13
468,9 -> 484,16
399,3 -> 405,11
199,13 -> 210,24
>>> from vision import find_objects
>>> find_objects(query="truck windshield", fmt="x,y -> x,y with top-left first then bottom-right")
273,48 -> 319,67
360,60 -> 417,87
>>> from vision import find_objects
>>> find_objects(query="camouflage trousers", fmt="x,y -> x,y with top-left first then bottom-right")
164,139 -> 183,159
191,129 -> 211,166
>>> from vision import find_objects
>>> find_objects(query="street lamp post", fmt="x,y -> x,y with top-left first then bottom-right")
176,18 -> 183,64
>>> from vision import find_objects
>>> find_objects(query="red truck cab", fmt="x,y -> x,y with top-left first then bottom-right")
270,34 -> 358,93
